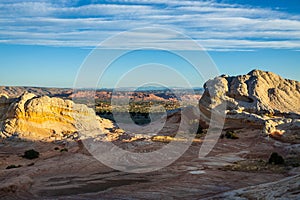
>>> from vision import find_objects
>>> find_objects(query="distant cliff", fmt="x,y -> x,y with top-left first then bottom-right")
0,86 -> 72,98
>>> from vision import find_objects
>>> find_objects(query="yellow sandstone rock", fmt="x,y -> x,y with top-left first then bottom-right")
0,92 -> 114,141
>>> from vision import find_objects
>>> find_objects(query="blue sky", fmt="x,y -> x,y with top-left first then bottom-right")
0,0 -> 299,88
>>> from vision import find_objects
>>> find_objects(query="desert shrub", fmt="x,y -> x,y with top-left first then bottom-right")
268,152 -> 285,165
23,149 -> 39,159
54,147 -> 59,150
196,124 -> 204,135
6,164 -> 22,169
225,131 -> 239,139
60,148 -> 68,152
265,112 -> 275,118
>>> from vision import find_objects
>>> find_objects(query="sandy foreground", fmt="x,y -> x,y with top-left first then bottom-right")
1,129 -> 299,199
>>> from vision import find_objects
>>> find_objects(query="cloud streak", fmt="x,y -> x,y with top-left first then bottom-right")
0,0 -> 300,50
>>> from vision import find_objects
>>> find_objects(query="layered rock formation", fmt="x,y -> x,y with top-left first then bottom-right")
200,70 -> 300,141
207,174 -> 300,199
0,92 -> 115,141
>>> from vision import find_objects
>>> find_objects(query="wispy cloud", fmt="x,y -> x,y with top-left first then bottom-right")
0,0 -> 300,50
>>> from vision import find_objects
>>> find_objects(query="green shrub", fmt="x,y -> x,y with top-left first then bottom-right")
196,124 -> 204,135
60,148 -> 68,152
22,149 -> 39,159
6,164 -> 22,169
268,152 -> 284,165
225,131 -> 239,139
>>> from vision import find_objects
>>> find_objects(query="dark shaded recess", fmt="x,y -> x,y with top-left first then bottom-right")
268,88 -> 276,95
96,111 -> 152,125
268,88 -> 276,99
245,75 -> 258,97
129,112 -> 151,125
39,178 -> 149,197
226,93 -> 254,103
268,152 -> 285,165
6,164 -> 22,169
225,75 -> 234,92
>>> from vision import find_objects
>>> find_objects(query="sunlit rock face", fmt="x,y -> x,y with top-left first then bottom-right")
0,92 -> 115,141
199,70 -> 300,141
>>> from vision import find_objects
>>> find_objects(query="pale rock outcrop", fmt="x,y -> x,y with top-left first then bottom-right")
199,70 -> 300,139
0,175 -> 33,196
0,92 -> 115,141
206,174 -> 300,200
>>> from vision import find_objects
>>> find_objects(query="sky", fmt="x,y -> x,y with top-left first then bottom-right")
0,0 -> 299,88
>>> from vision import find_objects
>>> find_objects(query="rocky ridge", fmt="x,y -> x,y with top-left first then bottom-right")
199,70 -> 300,142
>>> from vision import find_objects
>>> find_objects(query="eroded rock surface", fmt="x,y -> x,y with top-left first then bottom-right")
206,174 -> 300,200
0,129 -> 296,199
199,70 -> 300,141
0,92 -> 115,141
201,70 -> 300,114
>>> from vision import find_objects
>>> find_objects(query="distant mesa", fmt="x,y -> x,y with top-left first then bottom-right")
0,92 -> 115,141
0,86 -> 72,98
200,69 -> 300,143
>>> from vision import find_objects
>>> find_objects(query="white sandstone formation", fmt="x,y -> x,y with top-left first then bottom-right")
199,70 -> 300,140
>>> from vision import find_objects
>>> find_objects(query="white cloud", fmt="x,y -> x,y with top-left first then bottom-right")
0,0 -> 299,50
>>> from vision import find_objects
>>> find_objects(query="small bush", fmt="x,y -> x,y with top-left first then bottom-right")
266,112 -> 275,118
196,124 -> 204,135
54,147 -> 60,150
225,131 -> 239,139
6,164 -> 22,169
60,148 -> 68,152
23,149 -> 39,159
268,152 -> 285,165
